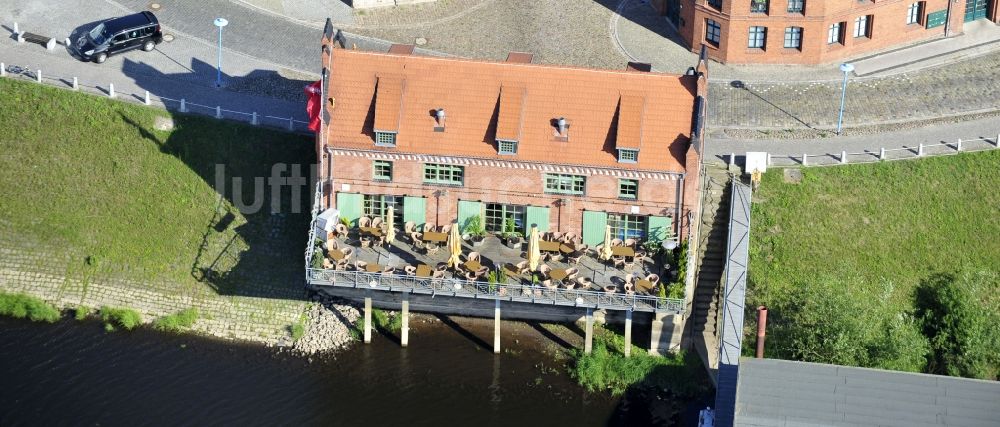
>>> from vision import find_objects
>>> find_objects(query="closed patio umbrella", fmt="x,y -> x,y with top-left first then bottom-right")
447,222 -> 462,269
600,225 -> 613,261
385,207 -> 396,245
528,224 -> 541,272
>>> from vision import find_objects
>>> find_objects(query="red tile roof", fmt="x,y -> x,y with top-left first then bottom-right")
325,48 -> 696,172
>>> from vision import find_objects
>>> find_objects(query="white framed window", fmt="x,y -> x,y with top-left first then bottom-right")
706,19 -> 722,47
827,22 -> 843,44
784,27 -> 802,49
617,149 -> 639,163
374,131 -> 396,147
907,2 -> 921,24
748,26 -> 767,49
750,0 -> 768,13
497,139 -> 517,155
787,0 -> 804,13
853,15 -> 871,38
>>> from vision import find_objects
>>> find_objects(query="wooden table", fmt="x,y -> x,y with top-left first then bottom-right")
365,263 -> 382,273
611,246 -> 635,257
501,263 -> 520,278
464,260 -> 482,272
538,240 -> 561,252
416,264 -> 432,278
634,279 -> 653,293
549,269 -> 568,281
559,243 -> 576,254
360,227 -> 383,237
423,232 -> 448,242
328,249 -> 344,261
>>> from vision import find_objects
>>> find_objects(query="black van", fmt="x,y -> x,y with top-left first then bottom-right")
75,12 -> 163,63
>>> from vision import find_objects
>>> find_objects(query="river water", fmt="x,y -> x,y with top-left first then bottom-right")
0,317 -> 704,426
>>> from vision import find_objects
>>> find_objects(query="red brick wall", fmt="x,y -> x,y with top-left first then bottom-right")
325,155 -> 689,239
682,0 -> 957,64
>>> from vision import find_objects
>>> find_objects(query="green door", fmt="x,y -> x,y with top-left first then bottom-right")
646,215 -> 673,244
402,196 -> 426,228
336,193 -> 362,226
457,200 -> 483,232
582,211 -> 608,246
524,206 -> 550,235
965,0 -> 987,21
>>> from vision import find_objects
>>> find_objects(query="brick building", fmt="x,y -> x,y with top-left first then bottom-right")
315,34 -> 708,247
651,0 -> 999,64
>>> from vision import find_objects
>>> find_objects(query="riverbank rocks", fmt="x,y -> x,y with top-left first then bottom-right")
292,297 -> 360,355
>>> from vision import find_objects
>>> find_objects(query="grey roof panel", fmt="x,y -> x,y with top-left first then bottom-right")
734,358 -> 1000,427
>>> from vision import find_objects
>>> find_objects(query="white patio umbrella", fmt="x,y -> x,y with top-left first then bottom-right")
447,223 -> 462,269
528,225 -> 541,272
600,224 -> 613,261
385,207 -> 396,245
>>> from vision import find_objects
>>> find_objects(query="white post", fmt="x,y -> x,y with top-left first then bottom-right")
0,62 -> 5,78
251,112 -> 258,125
802,153 -> 808,166
995,133 -> 999,147
584,308 -> 594,355
728,152 -> 735,168
918,143 -> 924,157
493,299 -> 500,354
72,77 -> 78,90
401,296 -> 409,348
879,147 -> 885,160
624,310 -> 633,358
179,98 -> 187,113
841,151 -> 847,164
108,83 -> 115,98
144,90 -> 150,106
956,138 -> 962,151
12,22 -> 18,35
766,153 -> 772,167
63,37 -> 70,46
363,297 -> 372,344
288,117 -> 294,131
36,69 -> 42,83
216,106 -> 222,119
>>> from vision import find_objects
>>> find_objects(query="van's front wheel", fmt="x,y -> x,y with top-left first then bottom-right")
142,40 -> 155,52
94,52 -> 107,64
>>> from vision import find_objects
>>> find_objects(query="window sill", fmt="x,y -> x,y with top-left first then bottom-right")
423,182 -> 464,188
543,191 -> 585,198
786,11 -> 804,15
745,48 -> 767,54
373,178 -> 393,183
704,42 -> 720,50
826,42 -> 845,51
618,197 -> 638,202
781,47 -> 803,54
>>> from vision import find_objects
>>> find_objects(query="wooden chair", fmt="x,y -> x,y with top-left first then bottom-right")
565,267 -> 579,280
404,265 -> 417,276
359,237 -> 372,248
625,273 -> 634,286
623,257 -> 636,270
340,247 -> 354,261
436,262 -> 449,272
611,238 -> 623,247
404,221 -> 415,235
355,260 -> 368,271
359,216 -> 372,228
539,264 -> 552,278
562,232 -> 577,243
426,243 -> 440,255
335,223 -> 349,239
515,260 -> 529,275
550,231 -> 564,241
575,276 -> 594,290
322,258 -> 334,269
325,238 -> 339,251
371,216 -> 383,229
431,270 -> 445,280
646,274 -> 660,286
624,238 -> 637,248
549,253 -> 564,263
567,252 -> 584,265
441,224 -> 452,234
467,251 -> 481,263
613,256 -> 626,269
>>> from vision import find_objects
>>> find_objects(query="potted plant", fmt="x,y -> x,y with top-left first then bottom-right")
486,268 -> 508,295
501,217 -> 523,249
464,215 -> 486,247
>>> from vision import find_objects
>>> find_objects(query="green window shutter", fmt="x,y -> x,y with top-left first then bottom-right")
926,10 -> 947,28
524,206 -> 551,235
336,193 -> 362,226
582,211 -> 608,246
457,200 -> 483,232
646,215 -> 672,243
402,196 -> 426,228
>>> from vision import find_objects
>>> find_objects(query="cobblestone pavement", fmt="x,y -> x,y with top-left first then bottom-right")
709,50 -> 1000,129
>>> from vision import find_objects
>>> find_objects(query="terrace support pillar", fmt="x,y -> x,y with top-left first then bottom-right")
650,312 -> 666,355
363,296 -> 372,344
584,308 -> 594,354
624,310 -> 633,358
401,295 -> 409,348
493,299 -> 501,354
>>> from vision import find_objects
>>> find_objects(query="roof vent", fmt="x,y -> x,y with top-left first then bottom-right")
626,62 -> 652,72
505,52 -> 534,64
433,108 -> 446,132
557,117 -> 567,134
388,44 -> 415,55
436,108 -> 446,120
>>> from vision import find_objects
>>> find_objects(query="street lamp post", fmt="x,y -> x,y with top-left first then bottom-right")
213,18 -> 229,87
836,62 -> 854,135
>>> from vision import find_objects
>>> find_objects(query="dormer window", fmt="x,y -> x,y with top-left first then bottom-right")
618,148 -> 638,163
375,131 -> 397,147
497,139 -> 518,155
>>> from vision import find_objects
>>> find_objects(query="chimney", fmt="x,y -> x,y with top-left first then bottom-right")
434,108 -> 446,131
626,62 -> 652,72
755,306 -> 768,358
505,52 -> 534,64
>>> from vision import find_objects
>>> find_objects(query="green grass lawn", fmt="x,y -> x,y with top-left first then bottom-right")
748,153 -> 1000,376
0,78 -> 313,298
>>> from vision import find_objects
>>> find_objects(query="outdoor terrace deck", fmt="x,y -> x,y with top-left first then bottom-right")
307,233 -> 684,313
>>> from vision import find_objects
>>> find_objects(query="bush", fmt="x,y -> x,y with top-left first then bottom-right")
0,292 -> 61,323
372,308 -> 401,334
916,271 -> 1000,380
763,276 -> 929,372
310,248 -> 325,270
153,308 -> 199,333
290,322 -> 306,341
74,305 -> 92,320
100,306 -> 143,330
569,328 -> 706,397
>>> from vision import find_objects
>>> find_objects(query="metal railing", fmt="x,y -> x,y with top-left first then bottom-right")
1,62 -> 310,133
307,268 -> 685,313
304,181 -> 323,275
